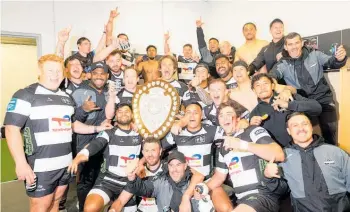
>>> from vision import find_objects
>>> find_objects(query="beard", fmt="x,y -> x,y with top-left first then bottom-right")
218,69 -> 230,78
117,117 -> 132,126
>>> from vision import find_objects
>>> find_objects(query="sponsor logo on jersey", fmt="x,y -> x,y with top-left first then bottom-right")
51,115 -> 71,132
185,154 -> 202,167
7,98 -> 17,111
140,196 -> 156,206
229,156 -> 240,171
120,154 -> 139,167
254,128 -> 266,136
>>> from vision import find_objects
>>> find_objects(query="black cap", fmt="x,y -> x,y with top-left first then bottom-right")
232,60 -> 248,69
90,62 -> 109,73
167,151 -> 186,163
116,103 -> 132,111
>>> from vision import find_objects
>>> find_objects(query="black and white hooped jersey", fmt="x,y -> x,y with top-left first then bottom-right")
216,126 -> 274,199
225,77 -> 238,89
162,125 -> 224,177
87,127 -> 142,184
203,103 -> 218,126
4,83 -> 75,173
115,88 -> 134,106
138,163 -> 165,212
182,87 -> 209,108
169,80 -> 188,102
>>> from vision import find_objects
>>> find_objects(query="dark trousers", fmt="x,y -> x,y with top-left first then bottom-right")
318,103 -> 338,145
76,154 -> 102,212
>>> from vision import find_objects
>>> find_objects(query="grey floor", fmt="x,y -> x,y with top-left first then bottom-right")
1,180 -> 79,212
1,180 -> 292,212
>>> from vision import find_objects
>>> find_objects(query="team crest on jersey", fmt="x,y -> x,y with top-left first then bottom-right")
61,97 -> 72,105
195,136 -> 206,144
7,98 -> 17,111
132,137 -> 140,144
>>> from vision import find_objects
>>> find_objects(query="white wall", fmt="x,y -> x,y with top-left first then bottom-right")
1,1 -> 350,57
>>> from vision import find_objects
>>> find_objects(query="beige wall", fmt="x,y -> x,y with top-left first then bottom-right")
1,44 -> 38,123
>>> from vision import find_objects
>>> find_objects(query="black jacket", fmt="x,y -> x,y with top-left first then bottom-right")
248,37 -> 285,75
280,135 -> 350,212
196,27 -> 220,78
270,47 -> 347,104
250,92 -> 322,147
125,167 -> 193,212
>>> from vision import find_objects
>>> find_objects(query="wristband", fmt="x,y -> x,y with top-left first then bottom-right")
239,140 -> 249,151
79,149 -> 90,158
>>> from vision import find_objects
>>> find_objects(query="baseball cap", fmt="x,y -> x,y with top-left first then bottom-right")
90,62 -> 109,73
167,151 -> 186,163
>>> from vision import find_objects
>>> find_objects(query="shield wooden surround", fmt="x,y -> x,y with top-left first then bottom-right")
132,80 -> 180,139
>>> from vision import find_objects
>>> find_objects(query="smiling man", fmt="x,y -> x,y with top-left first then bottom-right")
71,61 -> 117,211
248,19 -> 285,75
264,112 -> 350,212
270,32 -> 347,145
68,103 -> 142,212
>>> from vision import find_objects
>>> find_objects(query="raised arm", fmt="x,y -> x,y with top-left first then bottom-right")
164,31 -> 172,55
105,79 -> 117,120
106,8 -> 120,46
196,17 -> 212,64
93,37 -> 119,62
95,32 -> 107,55
316,46 -> 347,69
55,26 -> 71,58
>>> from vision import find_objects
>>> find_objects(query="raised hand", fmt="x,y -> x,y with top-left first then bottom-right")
164,31 -> 170,41
110,7 -> 120,19
335,45 -> 347,62
82,96 -> 101,112
196,17 -> 204,28
58,26 -> 72,43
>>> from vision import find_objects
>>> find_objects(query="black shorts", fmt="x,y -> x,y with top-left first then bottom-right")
88,174 -> 137,208
26,168 -> 71,198
237,193 -> 279,212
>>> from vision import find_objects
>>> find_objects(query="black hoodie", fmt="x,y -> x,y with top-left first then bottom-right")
248,37 -> 285,75
281,135 -> 350,212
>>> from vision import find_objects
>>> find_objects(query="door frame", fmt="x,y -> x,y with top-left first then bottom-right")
1,31 -> 42,57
